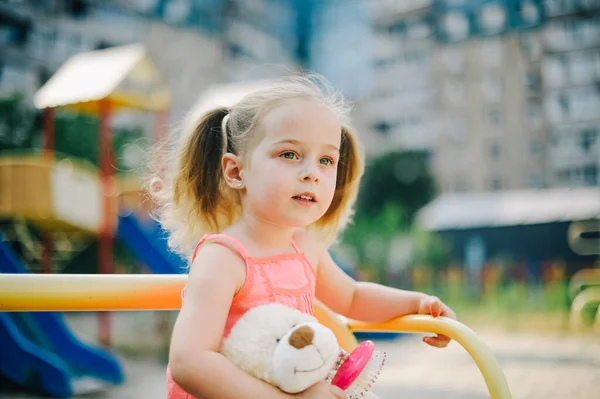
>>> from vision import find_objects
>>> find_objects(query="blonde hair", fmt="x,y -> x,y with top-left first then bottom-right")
151,75 -> 365,258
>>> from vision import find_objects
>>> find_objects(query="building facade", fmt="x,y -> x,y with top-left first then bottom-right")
431,0 -> 598,192
1,0 -> 598,192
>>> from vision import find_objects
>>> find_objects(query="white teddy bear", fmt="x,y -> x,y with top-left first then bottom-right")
220,302 -> 340,393
220,303 -> 383,398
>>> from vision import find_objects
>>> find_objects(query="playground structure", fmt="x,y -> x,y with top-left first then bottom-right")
0,44 -> 177,397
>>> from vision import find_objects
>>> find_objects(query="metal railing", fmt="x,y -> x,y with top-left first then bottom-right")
0,273 -> 512,398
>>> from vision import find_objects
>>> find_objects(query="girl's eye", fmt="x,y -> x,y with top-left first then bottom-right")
281,152 -> 298,160
320,157 -> 335,166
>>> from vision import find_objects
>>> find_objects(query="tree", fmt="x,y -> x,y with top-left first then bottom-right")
0,92 -> 147,174
0,93 -> 39,150
355,150 -> 436,225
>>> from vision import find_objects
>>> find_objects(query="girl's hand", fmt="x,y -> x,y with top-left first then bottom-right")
417,295 -> 456,348
294,381 -> 346,399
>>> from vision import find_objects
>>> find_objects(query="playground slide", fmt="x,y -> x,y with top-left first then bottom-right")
0,241 -> 124,398
117,212 -> 187,274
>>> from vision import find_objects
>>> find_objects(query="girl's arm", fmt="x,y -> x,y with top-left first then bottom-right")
314,247 -> 426,321
169,244 -> 293,399
310,234 -> 455,345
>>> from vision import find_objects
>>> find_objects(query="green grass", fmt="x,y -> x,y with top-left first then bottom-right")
414,280 -> 574,333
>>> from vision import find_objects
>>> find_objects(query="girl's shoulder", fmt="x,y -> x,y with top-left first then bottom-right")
188,237 -> 248,294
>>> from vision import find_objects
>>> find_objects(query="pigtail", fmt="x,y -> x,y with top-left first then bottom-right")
153,107 -> 242,258
176,107 -> 229,230
312,125 -> 365,244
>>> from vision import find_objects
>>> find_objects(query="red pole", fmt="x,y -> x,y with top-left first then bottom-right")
42,108 -> 54,160
42,107 -> 55,272
98,99 -> 114,347
41,233 -> 53,274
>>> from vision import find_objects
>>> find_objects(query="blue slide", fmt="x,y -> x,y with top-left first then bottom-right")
0,213 -> 187,397
0,241 -> 124,398
117,212 -> 188,274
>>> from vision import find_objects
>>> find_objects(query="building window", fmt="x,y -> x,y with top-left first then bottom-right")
490,177 -> 502,191
489,142 -> 501,159
479,3 -> 506,34
526,101 -> 543,129
529,139 -> 544,156
583,165 -> 598,186
569,52 -> 597,85
447,116 -> 468,141
482,75 -> 503,102
480,40 -> 503,68
373,120 -> 393,136
486,107 -> 502,127
520,33 -> 542,60
525,70 -> 540,95
520,1 -> 540,25
558,92 -> 570,114
528,174 -> 543,188
440,47 -> 465,74
444,80 -> 466,105
544,0 -> 582,17
442,11 -> 470,41
164,0 -> 191,24
580,127 -> 597,153
407,19 -> 431,40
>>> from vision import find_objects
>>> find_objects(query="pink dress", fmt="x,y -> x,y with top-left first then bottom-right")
166,233 -> 316,399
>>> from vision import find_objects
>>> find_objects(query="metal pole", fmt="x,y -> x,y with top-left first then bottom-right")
98,98 -> 114,347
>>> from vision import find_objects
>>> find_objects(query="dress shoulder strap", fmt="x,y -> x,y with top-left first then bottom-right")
290,237 -> 302,253
191,234 -> 250,262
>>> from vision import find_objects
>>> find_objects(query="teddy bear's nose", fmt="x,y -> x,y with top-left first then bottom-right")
288,325 -> 314,349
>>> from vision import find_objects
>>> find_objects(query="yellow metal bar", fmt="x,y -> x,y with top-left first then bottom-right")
570,286 -> 600,330
0,274 -> 185,311
347,316 -> 511,399
0,274 -> 510,398
313,300 -> 359,352
568,268 -> 600,300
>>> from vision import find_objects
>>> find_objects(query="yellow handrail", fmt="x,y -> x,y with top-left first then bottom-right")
570,286 -> 600,330
348,316 -> 511,399
0,274 -> 186,311
0,273 -> 511,398
568,268 -> 600,300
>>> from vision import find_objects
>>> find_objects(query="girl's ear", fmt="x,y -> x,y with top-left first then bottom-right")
222,153 -> 245,189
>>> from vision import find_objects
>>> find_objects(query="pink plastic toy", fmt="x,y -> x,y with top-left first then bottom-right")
328,341 -> 386,398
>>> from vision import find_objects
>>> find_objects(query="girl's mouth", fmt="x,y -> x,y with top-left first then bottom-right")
292,193 -> 317,206
293,195 -> 316,202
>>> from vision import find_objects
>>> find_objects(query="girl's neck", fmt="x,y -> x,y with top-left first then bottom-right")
229,212 -> 297,252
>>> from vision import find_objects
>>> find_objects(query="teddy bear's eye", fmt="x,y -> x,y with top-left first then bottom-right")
276,338 -> 281,343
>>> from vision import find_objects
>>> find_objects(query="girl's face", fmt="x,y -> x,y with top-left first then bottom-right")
240,99 -> 342,229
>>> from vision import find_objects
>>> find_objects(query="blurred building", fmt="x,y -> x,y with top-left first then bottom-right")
540,0 -> 600,188
431,0 -> 545,193
1,0 -> 598,192
431,0 -> 599,193
0,0 -> 224,123
358,0 -> 437,154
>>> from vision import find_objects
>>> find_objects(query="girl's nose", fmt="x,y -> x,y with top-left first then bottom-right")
299,167 -> 318,182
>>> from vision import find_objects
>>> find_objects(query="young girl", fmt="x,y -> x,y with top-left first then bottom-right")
155,75 -> 456,399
